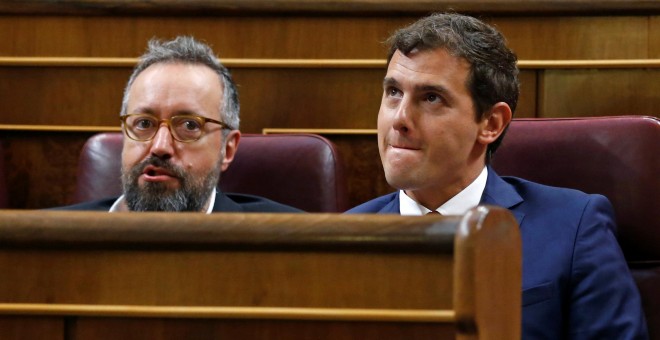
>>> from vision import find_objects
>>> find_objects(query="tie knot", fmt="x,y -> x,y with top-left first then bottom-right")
426,211 -> 441,215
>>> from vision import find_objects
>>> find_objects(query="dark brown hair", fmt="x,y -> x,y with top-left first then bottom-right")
387,13 -> 519,159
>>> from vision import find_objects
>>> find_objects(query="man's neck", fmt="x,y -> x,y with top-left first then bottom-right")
404,165 -> 486,211
400,166 -> 488,216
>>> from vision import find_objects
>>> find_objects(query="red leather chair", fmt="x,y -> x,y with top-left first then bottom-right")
491,116 -> 660,338
72,133 -> 349,213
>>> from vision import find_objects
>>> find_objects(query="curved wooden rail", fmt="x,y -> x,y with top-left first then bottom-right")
0,210 -> 462,251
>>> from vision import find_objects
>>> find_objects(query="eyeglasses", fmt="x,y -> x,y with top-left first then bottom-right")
120,114 -> 233,143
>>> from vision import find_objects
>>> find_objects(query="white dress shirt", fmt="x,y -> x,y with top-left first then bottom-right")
399,167 -> 488,216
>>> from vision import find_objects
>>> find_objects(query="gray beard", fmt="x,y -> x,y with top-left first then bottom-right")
121,156 -> 219,212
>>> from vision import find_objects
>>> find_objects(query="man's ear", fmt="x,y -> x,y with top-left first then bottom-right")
477,102 -> 512,146
221,130 -> 241,172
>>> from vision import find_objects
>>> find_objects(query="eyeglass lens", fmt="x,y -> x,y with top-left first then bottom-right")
125,115 -> 205,142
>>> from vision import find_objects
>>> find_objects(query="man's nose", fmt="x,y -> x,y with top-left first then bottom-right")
392,97 -> 413,133
149,124 -> 175,159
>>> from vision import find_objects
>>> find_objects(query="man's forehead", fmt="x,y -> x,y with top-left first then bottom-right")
386,48 -> 470,79
134,62 -> 216,82
127,63 -> 223,118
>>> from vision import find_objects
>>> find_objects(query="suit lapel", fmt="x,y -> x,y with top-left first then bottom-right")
212,190 -> 243,212
376,170 -> 525,222
378,192 -> 401,214
481,167 -> 525,224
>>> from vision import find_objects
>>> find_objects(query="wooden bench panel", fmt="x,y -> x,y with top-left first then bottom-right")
0,209 -> 521,339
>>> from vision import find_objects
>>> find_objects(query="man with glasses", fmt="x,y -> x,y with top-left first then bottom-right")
58,36 -> 300,213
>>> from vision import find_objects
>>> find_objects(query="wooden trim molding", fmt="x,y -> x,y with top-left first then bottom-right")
1,57 -> 659,69
0,57 -> 385,69
516,59 -> 660,69
0,124 -> 121,132
0,303 -> 454,322
0,126 -> 374,134
0,0 -> 658,15
263,128 -> 377,135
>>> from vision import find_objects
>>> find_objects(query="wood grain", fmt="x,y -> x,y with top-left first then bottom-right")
0,0 -> 658,15
0,131 -> 91,209
0,316 -> 63,340
538,69 -> 660,118
0,207 -> 521,339
492,16 -> 651,60
0,15 -> 657,60
69,317 -> 454,340
1,8 -> 658,209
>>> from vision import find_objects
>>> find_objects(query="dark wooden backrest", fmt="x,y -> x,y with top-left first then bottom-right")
0,141 -> 7,208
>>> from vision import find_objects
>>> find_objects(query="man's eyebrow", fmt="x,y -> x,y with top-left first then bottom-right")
383,77 -> 450,93
382,77 -> 400,88
130,107 -> 156,115
173,109 -> 200,116
417,84 -> 450,96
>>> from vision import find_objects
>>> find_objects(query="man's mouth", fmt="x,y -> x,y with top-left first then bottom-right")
389,142 -> 421,151
142,165 -> 177,181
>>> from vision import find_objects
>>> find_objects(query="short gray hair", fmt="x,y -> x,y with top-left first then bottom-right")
120,36 -> 240,130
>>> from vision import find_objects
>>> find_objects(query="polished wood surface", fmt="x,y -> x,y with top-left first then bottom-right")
2,58 -> 659,130
0,131 -> 90,209
652,17 -> 660,57
0,316 -> 63,340
539,69 -> 660,118
454,207 -> 522,340
67,318 -> 455,340
0,210 -> 459,251
1,0 -> 658,15
1,303 -> 453,321
0,16 -> 658,59
4,57 -> 660,68
1,7 -> 658,210
0,208 -> 522,339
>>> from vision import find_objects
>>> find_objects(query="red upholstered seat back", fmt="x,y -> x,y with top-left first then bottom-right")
492,116 -> 660,337
72,133 -> 349,212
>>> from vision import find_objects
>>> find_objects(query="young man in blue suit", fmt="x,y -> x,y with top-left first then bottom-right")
347,13 -> 647,339
58,37 -> 299,213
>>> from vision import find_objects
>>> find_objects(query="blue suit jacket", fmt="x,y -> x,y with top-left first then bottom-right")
347,168 -> 648,339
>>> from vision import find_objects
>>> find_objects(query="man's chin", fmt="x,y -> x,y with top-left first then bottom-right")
384,172 -> 417,191
139,179 -> 180,192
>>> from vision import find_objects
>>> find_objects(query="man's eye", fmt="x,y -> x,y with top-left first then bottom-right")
426,93 -> 441,103
135,119 -> 155,129
181,119 -> 202,131
386,87 -> 401,97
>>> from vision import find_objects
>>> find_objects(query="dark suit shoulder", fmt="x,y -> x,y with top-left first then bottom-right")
222,193 -> 303,213
500,175 -> 607,209
345,192 -> 398,214
48,197 -> 117,211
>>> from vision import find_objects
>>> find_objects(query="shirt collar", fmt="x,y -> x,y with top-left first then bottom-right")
399,166 -> 488,216
109,189 -> 217,214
